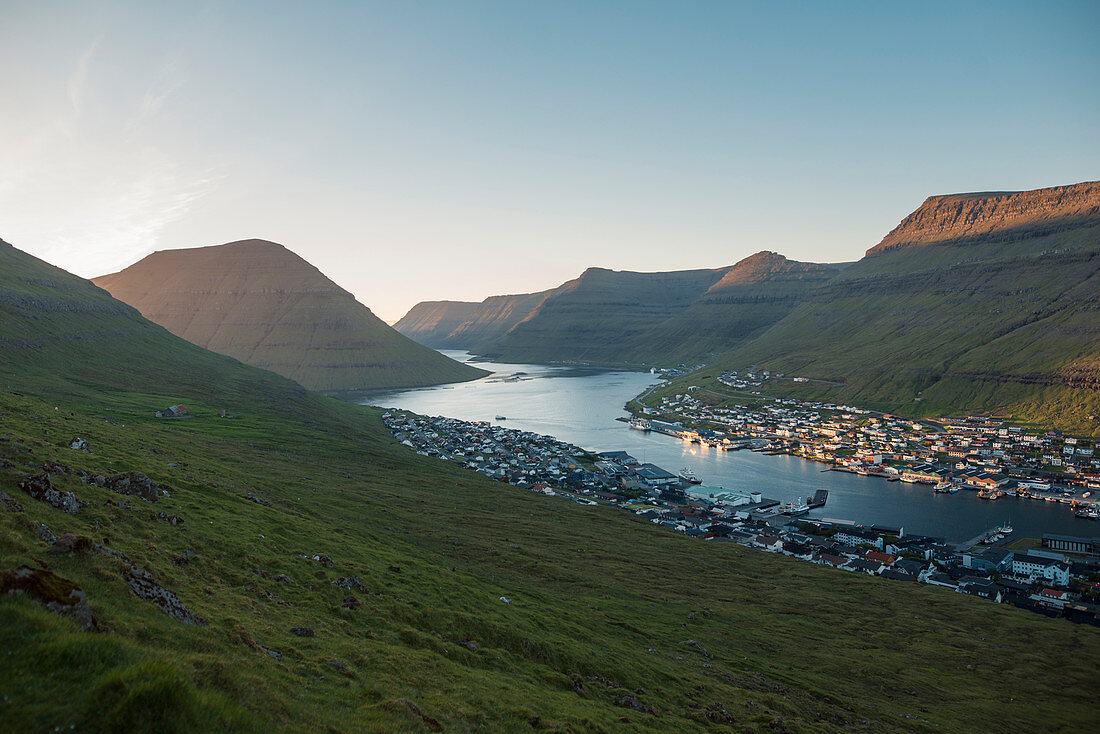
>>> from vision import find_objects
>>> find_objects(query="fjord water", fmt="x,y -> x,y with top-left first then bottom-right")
365,352 -> 1090,542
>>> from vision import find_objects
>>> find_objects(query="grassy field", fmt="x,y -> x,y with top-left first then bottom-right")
2,239 -> 1099,732
3,384 -> 1100,733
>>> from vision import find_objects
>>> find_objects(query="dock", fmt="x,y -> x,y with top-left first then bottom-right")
956,526 -> 1010,550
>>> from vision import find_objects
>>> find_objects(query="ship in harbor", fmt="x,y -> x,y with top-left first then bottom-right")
781,498 -> 811,516
678,467 -> 702,484
781,489 -> 829,516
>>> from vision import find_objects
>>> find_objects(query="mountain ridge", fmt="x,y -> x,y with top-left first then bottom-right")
868,181 -> 1100,255
94,239 -> 487,391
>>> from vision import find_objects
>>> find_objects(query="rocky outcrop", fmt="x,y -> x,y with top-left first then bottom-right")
18,473 -> 85,514
124,566 -> 198,624
92,471 -> 163,503
1,565 -> 98,631
93,239 -> 487,391
868,181 -> 1100,255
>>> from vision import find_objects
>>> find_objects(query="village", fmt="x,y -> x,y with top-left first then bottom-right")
383,410 -> 1100,626
633,369 -> 1100,518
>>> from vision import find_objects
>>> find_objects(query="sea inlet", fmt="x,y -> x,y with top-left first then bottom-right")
363,351 -> 1092,543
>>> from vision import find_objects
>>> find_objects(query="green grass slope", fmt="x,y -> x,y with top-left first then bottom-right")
480,266 -> 730,365
93,240 -> 487,392
705,183 -> 1100,435
616,252 -> 848,365
1,238 -> 1098,732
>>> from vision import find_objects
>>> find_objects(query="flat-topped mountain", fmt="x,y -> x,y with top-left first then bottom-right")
707,181 -> 1100,433
868,181 -> 1100,255
93,239 -> 487,391
2,242 -> 1097,732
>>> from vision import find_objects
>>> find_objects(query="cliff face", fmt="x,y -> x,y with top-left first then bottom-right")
93,240 -> 487,391
868,181 -> 1100,255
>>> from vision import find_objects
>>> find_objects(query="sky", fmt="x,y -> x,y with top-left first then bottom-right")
1,1 -> 1098,323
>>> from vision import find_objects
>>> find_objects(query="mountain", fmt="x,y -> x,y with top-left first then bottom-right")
478,266 -> 736,364
394,290 -> 554,352
0,237 -> 306,405
396,266 -> 737,365
93,239 -> 487,391
615,251 -> 849,363
2,237 -> 1097,731
396,254 -> 848,366
702,181 -> 1100,433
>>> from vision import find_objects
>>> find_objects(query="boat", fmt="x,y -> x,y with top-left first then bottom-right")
495,415 -> 507,421
781,498 -> 811,516
628,417 -> 651,431
996,522 -> 1014,535
977,489 -> 1002,500
933,481 -> 954,493
678,467 -> 702,484
1075,507 -> 1100,520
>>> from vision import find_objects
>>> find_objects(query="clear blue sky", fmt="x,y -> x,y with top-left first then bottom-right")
2,1 -> 1097,321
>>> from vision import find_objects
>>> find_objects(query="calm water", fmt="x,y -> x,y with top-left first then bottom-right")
365,351 -> 1094,543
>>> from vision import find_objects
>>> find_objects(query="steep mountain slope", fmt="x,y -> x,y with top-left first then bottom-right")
394,289 -> 554,352
93,240 -> 486,391
617,251 -> 848,363
706,181 -> 1100,433
396,255 -> 848,367
1,238 -> 1098,731
481,266 -> 733,364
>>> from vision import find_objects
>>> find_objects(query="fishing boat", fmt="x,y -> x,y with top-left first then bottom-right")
495,415 -> 507,421
781,498 -> 811,516
933,481 -> 955,493
977,489 -> 1003,500
678,467 -> 702,484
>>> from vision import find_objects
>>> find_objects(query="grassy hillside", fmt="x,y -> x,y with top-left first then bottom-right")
2,239 -> 1099,732
702,184 -> 1100,435
615,253 -> 848,365
478,266 -> 730,365
93,240 -> 487,392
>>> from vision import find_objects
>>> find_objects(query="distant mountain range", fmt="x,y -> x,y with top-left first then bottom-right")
397,181 -> 1100,432
93,239 -> 487,392
396,254 -> 846,365
710,181 -> 1100,431
2,220 -> 1093,732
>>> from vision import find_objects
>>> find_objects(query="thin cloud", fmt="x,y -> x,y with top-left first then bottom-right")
1,39 -> 222,278
67,37 -> 100,116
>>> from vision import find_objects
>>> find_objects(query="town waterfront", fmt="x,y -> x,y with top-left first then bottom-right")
364,351 -> 1093,543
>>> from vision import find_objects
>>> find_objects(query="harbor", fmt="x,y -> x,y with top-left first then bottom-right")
365,351 -> 1097,543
